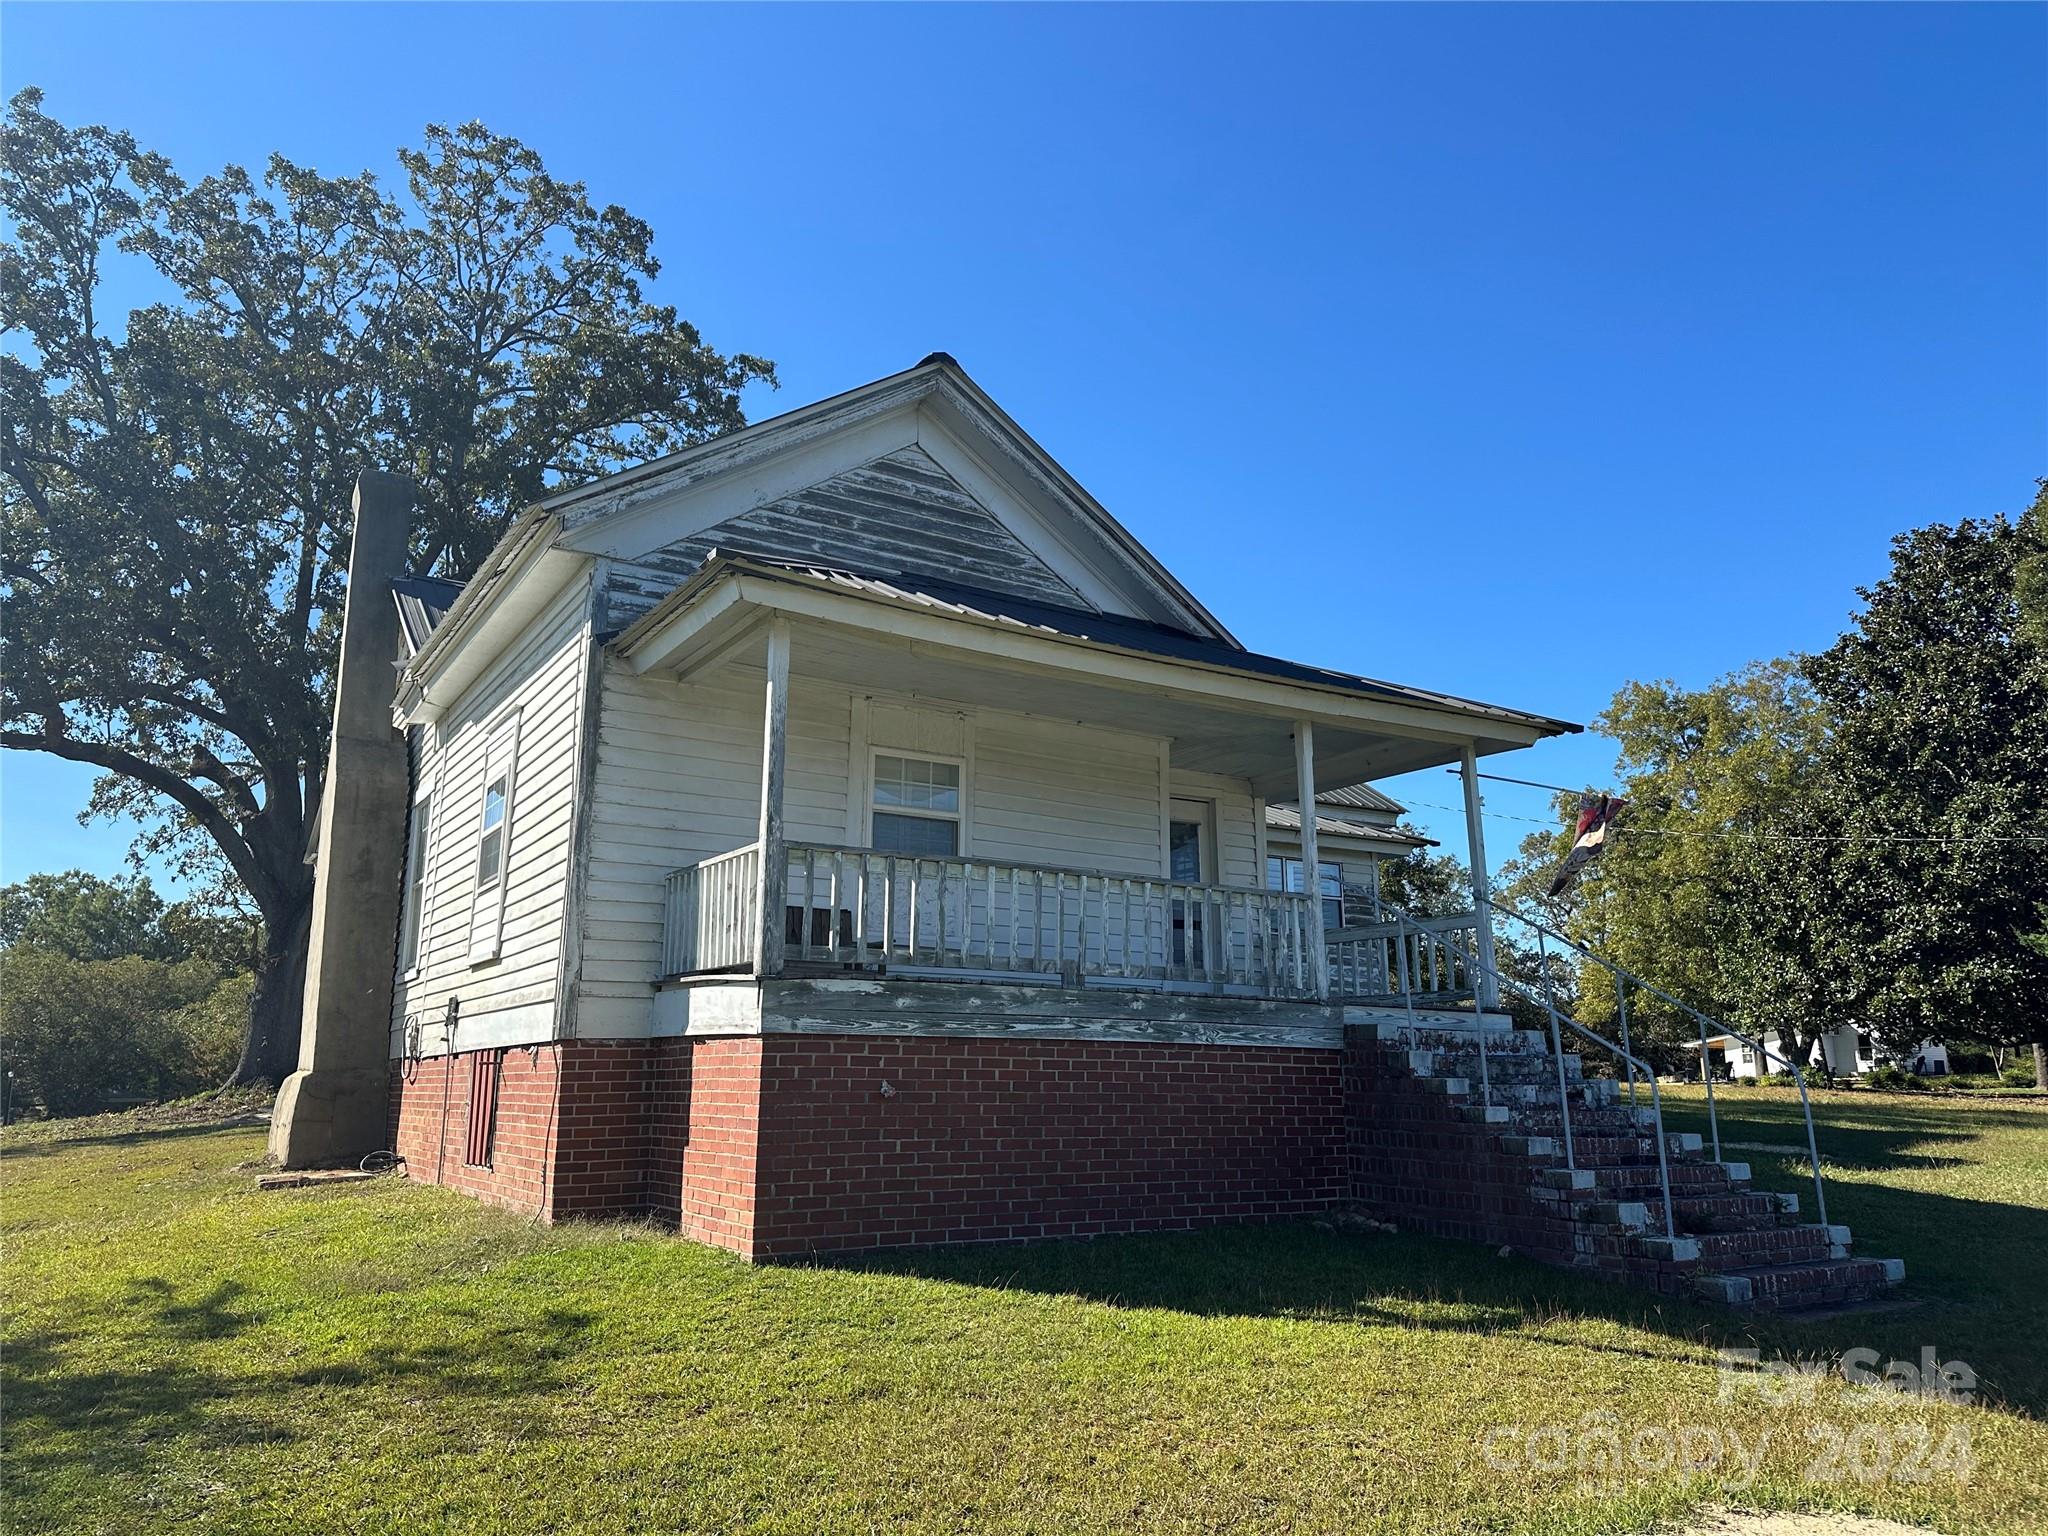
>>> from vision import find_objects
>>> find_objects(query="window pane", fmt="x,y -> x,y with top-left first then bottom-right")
1265,856 -> 1285,892
873,754 -> 958,812
872,811 -> 958,857
477,826 -> 503,885
482,776 -> 507,831
1169,820 -> 1203,883
1318,861 -> 1342,901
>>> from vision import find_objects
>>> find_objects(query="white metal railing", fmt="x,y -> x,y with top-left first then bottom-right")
1483,897 -> 1831,1228
661,843 -> 760,975
1327,912 -> 1480,1002
661,841 -> 1327,998
1372,899 -> 1680,1241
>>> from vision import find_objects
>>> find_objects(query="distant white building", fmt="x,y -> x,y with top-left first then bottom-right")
1704,1025 -> 1950,1079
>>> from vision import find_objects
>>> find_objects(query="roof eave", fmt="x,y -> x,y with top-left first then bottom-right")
616,554 -> 1578,744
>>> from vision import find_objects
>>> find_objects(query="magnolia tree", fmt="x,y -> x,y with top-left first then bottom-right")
0,91 -> 774,1084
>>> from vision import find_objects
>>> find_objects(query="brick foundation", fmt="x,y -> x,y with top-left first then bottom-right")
744,1034 -> 1345,1258
389,1032 -> 1347,1256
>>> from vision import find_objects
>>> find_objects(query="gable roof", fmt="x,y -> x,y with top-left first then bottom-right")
392,574 -> 464,656
546,353 -> 1239,644
615,551 -> 1581,739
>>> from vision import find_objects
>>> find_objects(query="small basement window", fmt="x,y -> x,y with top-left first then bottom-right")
870,752 -> 961,857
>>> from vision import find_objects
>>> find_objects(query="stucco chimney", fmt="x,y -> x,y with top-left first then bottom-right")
270,471 -> 415,1168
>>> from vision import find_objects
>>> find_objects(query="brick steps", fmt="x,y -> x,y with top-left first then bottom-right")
1349,1013 -> 1905,1312
1697,1257 -> 1902,1311
1674,1190 -> 1802,1231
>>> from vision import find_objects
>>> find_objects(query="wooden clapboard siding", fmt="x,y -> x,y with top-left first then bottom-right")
573,660 -> 851,1036
603,446 -> 1091,626
390,578 -> 592,1054
573,665 -> 1181,1038
973,715 -> 1167,877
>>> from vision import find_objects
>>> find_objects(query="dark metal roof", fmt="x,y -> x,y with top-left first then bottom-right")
713,555 -> 1580,736
392,574 -> 465,655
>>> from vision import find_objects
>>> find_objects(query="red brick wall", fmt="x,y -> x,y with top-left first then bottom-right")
392,1032 -> 1349,1257
645,1036 -> 764,1253
388,1044 -> 564,1216
744,1035 -> 1346,1259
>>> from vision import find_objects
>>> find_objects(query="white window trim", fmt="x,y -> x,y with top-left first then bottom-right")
400,779 -> 434,978
467,711 -> 522,966
867,747 -> 967,857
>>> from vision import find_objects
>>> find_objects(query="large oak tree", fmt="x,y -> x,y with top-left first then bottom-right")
1,91 -> 773,1083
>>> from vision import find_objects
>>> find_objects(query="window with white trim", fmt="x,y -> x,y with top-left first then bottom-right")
1267,855 -> 1343,930
870,752 -> 961,857
467,714 -> 521,963
399,789 -> 432,973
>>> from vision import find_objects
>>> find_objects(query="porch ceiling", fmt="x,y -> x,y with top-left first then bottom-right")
606,561 -> 1564,798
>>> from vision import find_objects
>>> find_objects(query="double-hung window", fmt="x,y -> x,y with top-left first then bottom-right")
1267,855 -> 1344,930
467,714 -> 521,964
870,752 -> 961,856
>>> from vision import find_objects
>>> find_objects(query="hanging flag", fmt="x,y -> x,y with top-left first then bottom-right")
1547,794 -> 1625,898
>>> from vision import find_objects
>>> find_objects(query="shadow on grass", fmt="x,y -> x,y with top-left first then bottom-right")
0,1116 -> 268,1160
1660,1090 -> 2042,1169
1,1266 -> 598,1511
828,1181 -> 2048,1420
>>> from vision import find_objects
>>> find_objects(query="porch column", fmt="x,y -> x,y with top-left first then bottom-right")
755,616 -> 791,977
1460,745 -> 1502,1010
1293,719 -> 1330,1000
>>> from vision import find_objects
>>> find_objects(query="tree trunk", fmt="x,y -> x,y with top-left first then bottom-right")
229,895 -> 312,1087
2034,1041 -> 2046,1093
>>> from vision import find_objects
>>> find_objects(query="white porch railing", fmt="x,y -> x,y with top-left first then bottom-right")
660,843 -> 760,975
1326,913 -> 1481,1003
661,840 -> 1327,998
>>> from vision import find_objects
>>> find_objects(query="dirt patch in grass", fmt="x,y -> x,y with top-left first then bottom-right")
1677,1510 -> 1937,1536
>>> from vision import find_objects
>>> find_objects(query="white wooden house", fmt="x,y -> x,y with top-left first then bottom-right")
386,355 -> 1569,1061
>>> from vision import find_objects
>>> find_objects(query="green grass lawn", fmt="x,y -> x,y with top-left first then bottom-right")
4,1088 -> 2044,1535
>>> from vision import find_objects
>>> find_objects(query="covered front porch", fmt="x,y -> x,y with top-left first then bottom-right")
614,554 -> 1567,1009
662,839 -> 1488,1007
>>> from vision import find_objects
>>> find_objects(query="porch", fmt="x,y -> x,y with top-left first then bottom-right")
660,838 -> 1486,1006
615,555 -> 1560,1011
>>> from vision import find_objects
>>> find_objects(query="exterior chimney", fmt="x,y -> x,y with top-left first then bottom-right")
270,471 -> 414,1167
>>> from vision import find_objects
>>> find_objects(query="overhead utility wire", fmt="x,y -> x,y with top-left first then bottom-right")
1400,795 -> 2048,847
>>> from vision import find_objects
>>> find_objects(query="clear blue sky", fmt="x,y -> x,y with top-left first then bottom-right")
2,2 -> 2042,888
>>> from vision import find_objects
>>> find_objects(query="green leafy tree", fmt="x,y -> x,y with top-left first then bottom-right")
1497,661 -> 1833,1067
1800,513 -> 2048,1084
1,91 -> 773,1084
1376,837 -> 1472,918
0,870 -> 175,960
0,947 -> 230,1115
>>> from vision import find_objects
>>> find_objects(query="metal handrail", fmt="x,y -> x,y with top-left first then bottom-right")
1381,901 -> 1677,1241
1479,896 -> 1828,1228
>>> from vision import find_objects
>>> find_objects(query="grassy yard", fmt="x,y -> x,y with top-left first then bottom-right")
3,1088 -> 2044,1535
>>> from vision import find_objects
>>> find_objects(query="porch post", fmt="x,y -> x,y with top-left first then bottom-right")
1293,719 -> 1330,1000
756,616 -> 791,978
1460,745 -> 1502,1010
